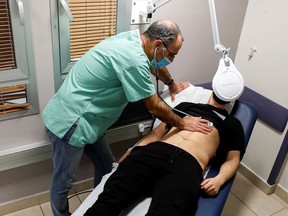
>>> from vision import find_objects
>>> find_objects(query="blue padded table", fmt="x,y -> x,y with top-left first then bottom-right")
110,100 -> 258,216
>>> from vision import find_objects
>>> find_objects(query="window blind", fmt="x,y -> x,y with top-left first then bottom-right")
69,0 -> 117,61
0,0 -> 16,71
0,85 -> 29,114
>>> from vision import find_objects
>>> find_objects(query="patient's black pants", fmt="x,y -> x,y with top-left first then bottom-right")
84,142 -> 203,216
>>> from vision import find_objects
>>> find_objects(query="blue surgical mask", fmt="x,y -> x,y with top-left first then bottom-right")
151,57 -> 171,68
150,47 -> 171,68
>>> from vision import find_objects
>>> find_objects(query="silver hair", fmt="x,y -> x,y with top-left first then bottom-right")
143,20 -> 183,46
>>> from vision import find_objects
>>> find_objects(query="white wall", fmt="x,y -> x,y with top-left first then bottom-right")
234,0 -> 288,190
148,0 -> 248,85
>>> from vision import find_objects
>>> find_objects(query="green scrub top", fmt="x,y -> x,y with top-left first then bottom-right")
42,30 -> 155,147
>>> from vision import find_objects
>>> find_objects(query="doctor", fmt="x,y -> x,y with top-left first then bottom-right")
41,19 -> 212,216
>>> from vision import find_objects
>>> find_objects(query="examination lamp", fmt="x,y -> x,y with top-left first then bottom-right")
208,0 -> 244,102
131,0 -> 172,24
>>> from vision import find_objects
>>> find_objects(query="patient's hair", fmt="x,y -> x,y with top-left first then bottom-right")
143,20 -> 183,46
212,92 -> 230,105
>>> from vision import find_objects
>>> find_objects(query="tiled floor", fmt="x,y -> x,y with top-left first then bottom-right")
3,172 -> 288,216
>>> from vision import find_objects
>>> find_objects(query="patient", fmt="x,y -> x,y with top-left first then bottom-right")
84,91 -> 245,216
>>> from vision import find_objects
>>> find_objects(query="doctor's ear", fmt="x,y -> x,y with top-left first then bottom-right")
154,39 -> 163,47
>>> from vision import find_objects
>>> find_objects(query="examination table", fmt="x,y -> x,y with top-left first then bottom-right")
72,85 -> 258,216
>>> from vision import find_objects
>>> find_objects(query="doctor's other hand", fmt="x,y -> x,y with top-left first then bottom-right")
169,81 -> 190,102
182,116 -> 213,134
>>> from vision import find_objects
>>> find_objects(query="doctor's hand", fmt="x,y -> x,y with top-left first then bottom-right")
182,116 -> 213,134
169,81 -> 190,102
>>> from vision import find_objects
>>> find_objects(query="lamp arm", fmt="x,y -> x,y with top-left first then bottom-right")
147,0 -> 172,16
154,0 -> 172,10
131,0 -> 173,24
208,0 -> 230,66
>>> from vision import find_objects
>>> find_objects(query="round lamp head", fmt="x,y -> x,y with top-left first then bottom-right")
212,58 -> 244,102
